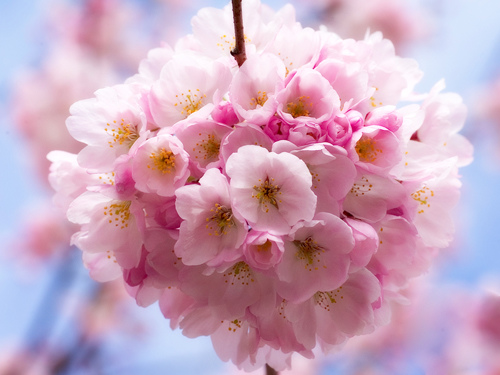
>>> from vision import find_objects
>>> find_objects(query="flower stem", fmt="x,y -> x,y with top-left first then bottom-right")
266,364 -> 278,375
230,0 -> 247,67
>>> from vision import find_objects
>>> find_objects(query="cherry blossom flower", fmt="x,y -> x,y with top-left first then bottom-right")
174,118 -> 232,172
175,168 -> 247,266
275,212 -> 353,303
226,145 -> 317,235
149,51 -> 232,128
66,84 -> 148,173
131,133 -> 190,196
68,188 -> 144,271
47,0 -> 472,371
275,68 -> 340,128
230,53 -> 286,125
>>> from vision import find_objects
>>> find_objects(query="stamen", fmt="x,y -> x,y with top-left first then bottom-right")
224,319 -> 243,332
194,133 -> 220,162
349,176 -> 373,197
103,201 -> 131,229
206,203 -> 234,236
174,89 -> 207,117
294,236 -> 327,271
105,119 -> 139,149
355,136 -> 383,163
223,262 -> 255,286
148,148 -> 176,174
411,186 -> 434,214
314,287 -> 344,311
286,95 -> 312,118
252,177 -> 282,212
216,34 -> 251,52
250,91 -> 268,108
256,240 -> 272,253
98,172 -> 115,186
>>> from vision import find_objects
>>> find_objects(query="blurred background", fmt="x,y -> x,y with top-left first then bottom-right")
1,0 -> 500,374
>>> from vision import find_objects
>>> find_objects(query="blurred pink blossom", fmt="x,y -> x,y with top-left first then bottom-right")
299,0 -> 433,52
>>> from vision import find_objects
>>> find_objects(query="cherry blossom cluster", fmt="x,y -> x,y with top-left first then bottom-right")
48,0 -> 472,370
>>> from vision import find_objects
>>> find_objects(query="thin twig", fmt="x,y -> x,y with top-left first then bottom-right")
266,364 -> 278,375
230,0 -> 247,67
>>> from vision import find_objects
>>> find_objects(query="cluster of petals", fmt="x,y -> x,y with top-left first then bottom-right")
48,0 -> 472,371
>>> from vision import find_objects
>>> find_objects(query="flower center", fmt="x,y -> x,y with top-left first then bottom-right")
223,261 -> 255,286
314,287 -> 344,311
149,148 -> 176,174
355,136 -> 383,162
174,89 -> 207,117
216,34 -> 252,53
256,240 -> 272,253
252,177 -> 281,212
411,186 -> 434,214
294,236 -> 327,271
105,119 -> 139,148
98,172 -> 115,186
206,203 -> 234,236
250,91 -> 268,109
286,95 -> 312,118
194,133 -> 220,162
349,176 -> 373,197
225,319 -> 243,333
370,87 -> 382,108
103,201 -> 131,229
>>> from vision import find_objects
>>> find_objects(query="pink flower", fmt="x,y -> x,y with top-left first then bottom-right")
187,0 -> 295,60
365,105 -> 403,132
126,46 -> 175,88
131,133 -> 190,197
226,145 -> 317,235
265,23 -> 322,75
66,84 -> 148,173
143,227 -> 182,289
276,68 -> 340,127
318,32 -> 422,116
179,261 -> 274,322
405,171 -> 461,248
272,141 -> 357,216
220,124 -> 273,164
175,168 -> 247,266
149,52 -> 232,128
47,151 -> 101,210
242,231 -> 285,271
275,212 -> 354,303
349,125 -> 402,176
123,227 -> 182,306
345,218 -> 379,273
230,53 -> 286,125
82,250 -> 122,282
174,118 -> 232,172
286,268 -> 381,347
342,171 -> 407,223
68,189 -> 144,270
417,81 -> 473,167
211,318 -> 260,368
367,215 -> 418,288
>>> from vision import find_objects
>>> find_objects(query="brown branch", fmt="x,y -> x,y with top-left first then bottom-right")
266,364 -> 278,375
230,0 -> 247,67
